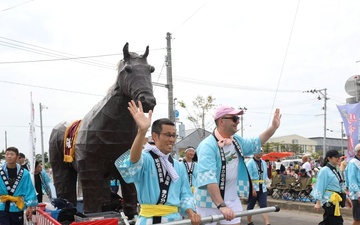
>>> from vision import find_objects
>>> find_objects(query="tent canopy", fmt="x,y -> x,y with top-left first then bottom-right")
262,152 -> 295,161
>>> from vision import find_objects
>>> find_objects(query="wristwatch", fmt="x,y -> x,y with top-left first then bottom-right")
217,202 -> 227,209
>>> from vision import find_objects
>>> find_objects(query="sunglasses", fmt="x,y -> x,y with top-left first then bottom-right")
221,116 -> 240,123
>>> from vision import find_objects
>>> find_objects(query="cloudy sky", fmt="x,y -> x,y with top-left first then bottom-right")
1,0 -> 360,158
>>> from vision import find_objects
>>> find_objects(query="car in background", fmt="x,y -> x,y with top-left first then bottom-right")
281,159 -> 302,170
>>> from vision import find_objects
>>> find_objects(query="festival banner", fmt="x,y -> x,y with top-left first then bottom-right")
337,102 -> 360,159
29,92 -> 36,185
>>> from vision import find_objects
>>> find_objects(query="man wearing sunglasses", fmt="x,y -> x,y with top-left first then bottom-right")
195,105 -> 281,225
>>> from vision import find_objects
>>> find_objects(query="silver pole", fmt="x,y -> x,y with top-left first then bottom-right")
39,103 -> 45,165
161,206 -> 280,225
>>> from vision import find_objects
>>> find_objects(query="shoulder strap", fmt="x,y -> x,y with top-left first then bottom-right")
0,167 -> 24,195
212,133 -> 226,199
326,164 -> 345,188
183,161 -> 195,186
149,151 -> 172,205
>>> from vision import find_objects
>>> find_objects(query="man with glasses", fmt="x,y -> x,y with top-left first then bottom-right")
195,105 -> 281,225
115,100 -> 201,225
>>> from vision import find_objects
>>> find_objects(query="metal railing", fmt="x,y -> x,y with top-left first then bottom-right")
161,205 -> 280,225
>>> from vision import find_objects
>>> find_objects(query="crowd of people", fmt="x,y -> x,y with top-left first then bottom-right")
268,150 -> 359,225
115,101 -> 281,225
3,100 -> 359,225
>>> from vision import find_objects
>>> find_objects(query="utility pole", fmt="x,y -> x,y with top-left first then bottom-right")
4,131 -> 7,149
341,121 -> 344,155
166,32 -> 175,122
304,88 -> 328,158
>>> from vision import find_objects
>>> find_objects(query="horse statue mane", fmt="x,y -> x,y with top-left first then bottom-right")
49,43 -> 156,217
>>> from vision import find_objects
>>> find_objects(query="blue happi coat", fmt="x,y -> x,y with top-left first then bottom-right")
246,158 -> 268,192
0,163 -> 38,212
115,150 -> 195,225
311,164 -> 346,205
195,134 -> 261,208
345,157 -> 360,200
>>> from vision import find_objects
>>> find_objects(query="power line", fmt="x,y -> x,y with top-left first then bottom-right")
0,36 -> 165,69
0,0 -> 34,13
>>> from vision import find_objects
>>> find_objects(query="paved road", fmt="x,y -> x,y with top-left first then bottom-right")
241,206 -> 353,225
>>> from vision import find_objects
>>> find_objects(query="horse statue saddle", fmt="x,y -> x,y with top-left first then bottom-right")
63,120 -> 82,163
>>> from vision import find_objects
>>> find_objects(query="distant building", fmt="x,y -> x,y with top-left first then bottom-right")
268,134 -> 317,154
173,128 -> 211,156
268,134 -> 348,155
309,137 -> 348,155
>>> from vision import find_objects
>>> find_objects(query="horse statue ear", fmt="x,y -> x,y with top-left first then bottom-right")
142,46 -> 149,58
123,42 -> 130,60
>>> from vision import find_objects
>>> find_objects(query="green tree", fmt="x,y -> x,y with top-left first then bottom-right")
178,95 -> 216,130
0,150 -> 5,160
263,142 -> 287,153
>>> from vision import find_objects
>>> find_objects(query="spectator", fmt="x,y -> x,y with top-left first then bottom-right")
246,149 -> 271,225
114,100 -> 201,225
194,106 -> 281,225
301,155 -> 312,178
275,159 -> 282,174
311,150 -> 352,225
285,166 -> 292,175
110,179 -> 120,194
0,147 -> 38,225
345,144 -> 360,225
294,161 -> 300,173
17,153 -> 29,171
265,159 -> 272,179
290,170 -> 299,180
275,159 -> 285,184
181,146 -> 197,193
34,161 -> 52,203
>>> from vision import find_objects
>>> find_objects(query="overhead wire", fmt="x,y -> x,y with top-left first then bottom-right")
0,0 -> 34,13
267,0 -> 301,126
0,36 -> 165,69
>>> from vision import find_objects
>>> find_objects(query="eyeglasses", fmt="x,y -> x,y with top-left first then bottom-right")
160,133 -> 178,138
221,116 -> 240,123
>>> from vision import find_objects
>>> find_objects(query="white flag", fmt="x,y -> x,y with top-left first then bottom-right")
29,92 -> 36,185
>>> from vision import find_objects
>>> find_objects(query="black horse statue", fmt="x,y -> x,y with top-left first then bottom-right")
49,43 -> 156,217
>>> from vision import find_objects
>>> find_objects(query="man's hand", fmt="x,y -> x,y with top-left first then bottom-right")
347,197 -> 353,209
26,207 -> 33,220
127,100 -> 152,132
272,108 -> 281,129
219,206 -> 235,221
252,190 -> 257,197
187,210 -> 201,225
314,201 -> 321,211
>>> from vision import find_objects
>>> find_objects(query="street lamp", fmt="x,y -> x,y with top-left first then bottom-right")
304,89 -> 329,158
39,103 -> 48,165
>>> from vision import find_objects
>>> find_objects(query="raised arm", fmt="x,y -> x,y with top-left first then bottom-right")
127,100 -> 153,163
259,108 -> 281,144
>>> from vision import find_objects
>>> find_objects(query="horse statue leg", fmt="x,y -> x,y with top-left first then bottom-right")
119,175 -> 138,219
78,160 -> 111,213
49,122 -> 78,206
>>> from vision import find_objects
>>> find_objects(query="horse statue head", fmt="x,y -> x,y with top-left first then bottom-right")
116,42 -> 156,112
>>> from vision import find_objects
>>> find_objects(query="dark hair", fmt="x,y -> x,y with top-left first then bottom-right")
151,118 -> 175,135
35,161 -> 41,168
19,153 -> 25,158
6,147 -> 19,156
321,157 -> 329,167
